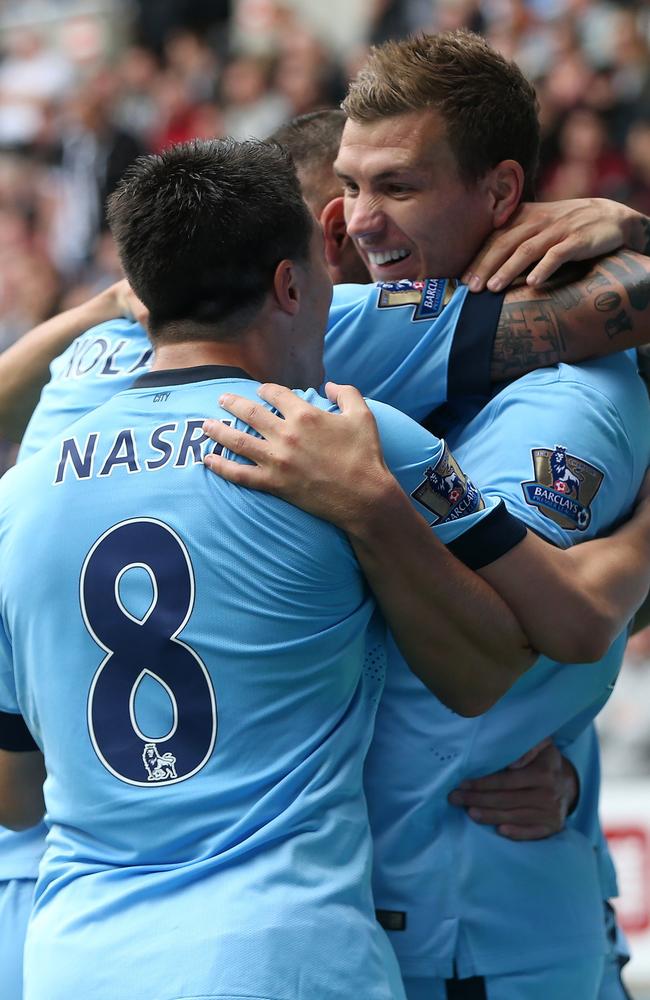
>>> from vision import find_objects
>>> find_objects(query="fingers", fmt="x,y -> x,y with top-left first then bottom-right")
497,823 -> 554,841
453,766 -> 548,793
525,238 -> 587,287
202,449 -> 265,490
256,383 -> 313,418
461,806 -> 559,832
448,787 -> 555,811
323,381 -> 368,413
202,418 -> 268,465
211,392 -> 287,437
507,738 -> 553,770
481,231 -> 573,292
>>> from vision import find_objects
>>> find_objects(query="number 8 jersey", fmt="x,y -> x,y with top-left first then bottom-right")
0,365 -> 513,1000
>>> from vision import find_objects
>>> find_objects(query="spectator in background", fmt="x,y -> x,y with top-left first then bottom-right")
132,0 -> 231,56
623,117 -> 650,215
221,53 -> 289,140
47,73 -> 145,279
0,27 -> 75,153
598,628 -> 650,779
540,105 -> 631,200
112,46 -> 163,143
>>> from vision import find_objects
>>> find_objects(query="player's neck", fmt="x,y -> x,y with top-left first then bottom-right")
152,340 -> 255,375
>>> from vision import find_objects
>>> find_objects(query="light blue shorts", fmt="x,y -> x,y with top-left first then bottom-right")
404,956 -> 606,1000
0,878 -> 36,1000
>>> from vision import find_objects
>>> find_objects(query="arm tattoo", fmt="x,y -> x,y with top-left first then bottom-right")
597,251 -> 650,311
491,249 -> 650,380
491,298 -> 567,380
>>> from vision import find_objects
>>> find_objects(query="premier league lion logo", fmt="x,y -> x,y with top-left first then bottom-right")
142,742 -> 178,782
549,446 -> 582,498
411,444 -> 483,524
522,445 -> 603,531
423,465 -> 465,505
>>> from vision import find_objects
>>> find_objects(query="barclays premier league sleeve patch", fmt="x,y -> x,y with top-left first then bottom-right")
411,443 -> 484,524
377,279 -> 457,321
521,445 -> 604,531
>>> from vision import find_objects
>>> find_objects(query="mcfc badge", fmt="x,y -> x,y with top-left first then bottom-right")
377,278 -> 457,321
521,445 -> 604,531
411,443 -> 484,524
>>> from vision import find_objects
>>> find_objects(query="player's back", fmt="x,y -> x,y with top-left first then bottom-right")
0,367 -> 402,1000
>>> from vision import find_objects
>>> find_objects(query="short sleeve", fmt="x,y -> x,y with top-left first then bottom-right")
448,367 -> 648,548
368,399 -> 526,567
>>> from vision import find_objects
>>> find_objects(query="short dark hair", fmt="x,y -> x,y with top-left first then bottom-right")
343,30 -> 540,199
269,110 -> 346,214
106,138 -> 313,339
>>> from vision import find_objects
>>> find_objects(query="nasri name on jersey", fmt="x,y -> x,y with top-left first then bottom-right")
52,419 -> 231,485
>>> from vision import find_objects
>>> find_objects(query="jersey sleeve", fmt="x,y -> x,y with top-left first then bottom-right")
18,319 -> 152,461
324,282 -> 504,421
0,615 -> 35,751
367,399 -> 526,569
451,371 -> 643,548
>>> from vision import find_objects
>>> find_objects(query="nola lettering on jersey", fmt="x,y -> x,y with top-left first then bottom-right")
53,419 -> 231,485
60,336 -> 152,381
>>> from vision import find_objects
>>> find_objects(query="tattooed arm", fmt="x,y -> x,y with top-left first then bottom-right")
491,250 -> 650,382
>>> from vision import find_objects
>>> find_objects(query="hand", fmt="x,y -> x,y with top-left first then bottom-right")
462,199 -> 646,293
202,382 -> 395,532
448,740 -> 578,840
109,279 -> 149,328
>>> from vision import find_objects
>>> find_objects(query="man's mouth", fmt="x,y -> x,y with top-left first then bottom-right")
366,248 -> 411,267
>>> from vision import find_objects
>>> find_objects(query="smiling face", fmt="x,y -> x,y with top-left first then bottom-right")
334,109 -> 496,282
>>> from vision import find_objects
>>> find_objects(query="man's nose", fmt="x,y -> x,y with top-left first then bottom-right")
345,192 -> 384,241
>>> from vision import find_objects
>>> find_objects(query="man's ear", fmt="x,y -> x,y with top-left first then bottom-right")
483,160 -> 524,228
272,259 -> 301,315
320,196 -> 348,268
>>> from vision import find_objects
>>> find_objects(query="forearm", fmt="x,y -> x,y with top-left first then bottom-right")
0,749 -> 45,831
491,250 -> 650,382
562,498 -> 650,639
481,502 -> 650,662
347,481 -> 535,716
0,284 -> 131,440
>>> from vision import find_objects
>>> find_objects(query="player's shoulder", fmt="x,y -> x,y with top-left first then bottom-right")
330,278 -> 465,318
297,389 -> 444,464
496,352 -> 647,413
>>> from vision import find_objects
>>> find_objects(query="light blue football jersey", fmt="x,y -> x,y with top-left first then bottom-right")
18,318 -> 152,459
0,366 -> 507,1000
18,280 -> 498,460
5,320 -> 153,924
365,352 -> 650,978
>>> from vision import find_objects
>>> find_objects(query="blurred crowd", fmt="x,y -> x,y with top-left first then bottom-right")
1,0 -> 650,359
1,1 -> 650,730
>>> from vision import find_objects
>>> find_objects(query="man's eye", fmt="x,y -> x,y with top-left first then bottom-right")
386,185 -> 411,196
343,181 -> 359,195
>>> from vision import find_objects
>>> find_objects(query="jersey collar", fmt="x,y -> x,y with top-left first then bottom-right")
131,365 -> 254,388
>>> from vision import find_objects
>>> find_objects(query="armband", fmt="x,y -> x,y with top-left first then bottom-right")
447,500 -> 527,569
